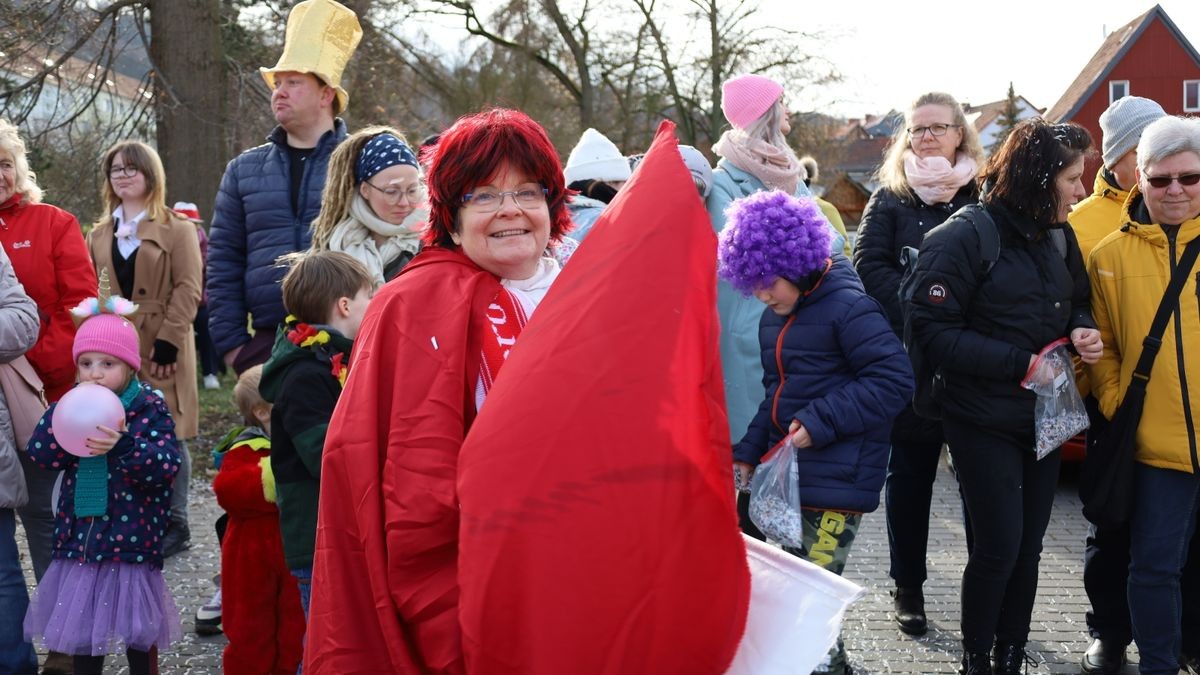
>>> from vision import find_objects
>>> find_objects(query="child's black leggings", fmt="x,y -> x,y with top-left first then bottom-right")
74,647 -> 154,675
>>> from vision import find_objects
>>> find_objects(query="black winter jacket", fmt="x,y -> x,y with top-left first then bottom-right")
854,184 -> 978,334
907,202 -> 1094,431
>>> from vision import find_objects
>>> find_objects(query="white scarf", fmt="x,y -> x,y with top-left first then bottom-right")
327,194 -> 422,285
903,151 -> 978,205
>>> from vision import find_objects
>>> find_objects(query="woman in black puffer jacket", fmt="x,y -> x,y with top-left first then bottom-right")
907,119 -> 1102,675
852,92 -> 984,637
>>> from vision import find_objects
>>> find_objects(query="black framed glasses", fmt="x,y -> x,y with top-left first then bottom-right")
907,124 -> 960,138
461,184 -> 548,212
1145,173 -> 1200,189
108,165 -> 140,178
363,180 -> 425,205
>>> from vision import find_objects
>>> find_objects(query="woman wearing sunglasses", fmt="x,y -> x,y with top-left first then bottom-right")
310,126 -> 425,286
1087,115 -> 1200,675
852,92 -> 986,638
906,119 -> 1102,674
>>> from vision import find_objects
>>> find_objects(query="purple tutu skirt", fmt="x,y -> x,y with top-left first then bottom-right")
23,559 -> 181,656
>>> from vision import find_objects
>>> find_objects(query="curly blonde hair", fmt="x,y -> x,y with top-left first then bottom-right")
310,125 -> 411,251
876,92 -> 984,197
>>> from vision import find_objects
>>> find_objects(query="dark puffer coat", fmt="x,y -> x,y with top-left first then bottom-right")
26,382 -> 182,569
733,256 -> 913,513
907,202 -> 1094,431
206,120 -> 348,356
854,184 -> 978,334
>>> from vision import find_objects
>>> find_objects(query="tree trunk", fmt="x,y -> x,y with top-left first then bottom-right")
149,0 -> 228,222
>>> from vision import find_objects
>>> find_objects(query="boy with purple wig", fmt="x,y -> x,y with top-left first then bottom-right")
719,190 -> 913,675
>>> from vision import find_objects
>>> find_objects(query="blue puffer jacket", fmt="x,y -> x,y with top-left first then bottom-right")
26,382 -> 182,569
708,159 -> 846,443
733,256 -> 913,513
206,120 -> 348,356
565,195 -> 608,243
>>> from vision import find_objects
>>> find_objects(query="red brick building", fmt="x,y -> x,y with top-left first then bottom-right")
1046,5 -> 1200,184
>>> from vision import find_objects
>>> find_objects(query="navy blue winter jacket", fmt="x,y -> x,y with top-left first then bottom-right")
733,255 -> 913,513
206,120 -> 348,356
26,382 -> 182,569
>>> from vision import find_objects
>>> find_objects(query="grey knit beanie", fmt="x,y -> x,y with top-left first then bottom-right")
1099,96 -> 1166,168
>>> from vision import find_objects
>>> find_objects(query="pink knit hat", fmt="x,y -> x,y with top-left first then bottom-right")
73,314 -> 141,371
721,74 -> 784,130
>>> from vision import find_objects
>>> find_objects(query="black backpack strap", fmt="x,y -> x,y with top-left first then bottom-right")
1128,237 -> 1200,391
959,204 -> 1001,275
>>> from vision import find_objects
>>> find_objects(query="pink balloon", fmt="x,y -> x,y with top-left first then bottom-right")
51,383 -> 125,458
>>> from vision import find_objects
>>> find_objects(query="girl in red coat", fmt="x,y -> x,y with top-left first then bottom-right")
212,365 -> 305,675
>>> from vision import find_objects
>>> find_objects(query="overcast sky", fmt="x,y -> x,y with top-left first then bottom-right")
763,0 -> 1200,117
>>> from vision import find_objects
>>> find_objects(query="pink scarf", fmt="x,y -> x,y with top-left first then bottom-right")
904,151 -> 978,205
713,130 -> 802,196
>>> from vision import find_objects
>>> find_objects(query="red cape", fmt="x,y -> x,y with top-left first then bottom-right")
305,248 -> 498,674
457,121 -> 750,673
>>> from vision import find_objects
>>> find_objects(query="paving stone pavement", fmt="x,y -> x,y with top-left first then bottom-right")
16,453 -> 1172,674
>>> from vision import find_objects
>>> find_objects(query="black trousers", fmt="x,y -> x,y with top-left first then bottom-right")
886,407 -> 948,587
945,416 -> 1061,652
74,647 -> 154,675
193,304 -> 223,377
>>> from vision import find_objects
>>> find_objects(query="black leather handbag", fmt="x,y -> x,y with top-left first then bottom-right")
1080,237 -> 1200,528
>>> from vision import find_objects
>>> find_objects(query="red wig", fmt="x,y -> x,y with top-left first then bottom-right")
424,108 -> 572,247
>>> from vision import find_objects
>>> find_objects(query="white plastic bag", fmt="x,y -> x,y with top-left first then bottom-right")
1021,338 -> 1089,460
748,439 -> 803,548
725,534 -> 865,675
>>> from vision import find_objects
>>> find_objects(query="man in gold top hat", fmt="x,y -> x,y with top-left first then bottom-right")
199,0 -> 359,636
207,0 -> 361,376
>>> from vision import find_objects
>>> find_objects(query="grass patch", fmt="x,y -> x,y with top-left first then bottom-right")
191,370 -> 243,479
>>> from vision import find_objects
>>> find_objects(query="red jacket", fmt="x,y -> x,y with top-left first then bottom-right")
306,248 -> 498,675
0,196 -> 97,401
213,429 -> 305,675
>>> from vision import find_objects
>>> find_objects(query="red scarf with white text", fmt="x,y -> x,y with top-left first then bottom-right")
479,287 -> 529,394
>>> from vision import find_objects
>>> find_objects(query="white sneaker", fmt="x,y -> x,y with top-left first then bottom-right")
203,374 -> 220,390
195,588 -> 222,635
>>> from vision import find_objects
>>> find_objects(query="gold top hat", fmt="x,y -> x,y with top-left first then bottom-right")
260,0 -> 363,114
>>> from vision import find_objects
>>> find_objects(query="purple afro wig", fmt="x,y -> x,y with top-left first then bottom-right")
717,190 -> 832,295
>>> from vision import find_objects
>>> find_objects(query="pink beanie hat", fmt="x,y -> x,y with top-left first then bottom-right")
73,314 -> 141,371
721,74 -> 784,130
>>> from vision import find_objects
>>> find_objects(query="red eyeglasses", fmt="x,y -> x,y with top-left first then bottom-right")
1145,173 -> 1200,189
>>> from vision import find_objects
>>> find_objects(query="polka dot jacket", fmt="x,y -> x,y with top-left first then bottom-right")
25,382 -> 182,569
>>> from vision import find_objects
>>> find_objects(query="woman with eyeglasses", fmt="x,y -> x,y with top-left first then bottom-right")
851,91 -> 985,638
86,140 -> 203,559
310,126 -> 425,285
906,119 -> 1101,674
301,108 -> 571,672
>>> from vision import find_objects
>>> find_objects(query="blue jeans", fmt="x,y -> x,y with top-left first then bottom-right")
0,509 -> 37,674
1128,463 -> 1200,674
291,568 -> 312,675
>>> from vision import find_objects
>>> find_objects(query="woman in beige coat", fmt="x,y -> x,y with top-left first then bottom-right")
86,140 -> 201,556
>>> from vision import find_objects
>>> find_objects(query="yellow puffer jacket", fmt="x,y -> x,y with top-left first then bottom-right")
1068,171 -> 1129,398
1086,190 -> 1200,474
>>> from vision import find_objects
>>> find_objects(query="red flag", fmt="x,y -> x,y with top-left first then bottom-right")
458,120 -> 750,674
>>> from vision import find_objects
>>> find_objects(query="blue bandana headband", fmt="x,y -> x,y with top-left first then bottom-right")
355,134 -> 419,184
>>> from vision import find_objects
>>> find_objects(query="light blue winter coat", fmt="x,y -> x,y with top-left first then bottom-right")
707,159 -> 846,443
565,195 -> 608,243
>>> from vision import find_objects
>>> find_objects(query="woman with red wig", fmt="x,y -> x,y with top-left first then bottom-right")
302,108 -> 572,674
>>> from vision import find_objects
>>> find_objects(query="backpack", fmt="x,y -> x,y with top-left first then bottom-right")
898,204 -> 1070,419
897,204 -> 1000,419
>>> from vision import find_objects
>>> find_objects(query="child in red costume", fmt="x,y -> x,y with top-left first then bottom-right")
211,365 -> 305,675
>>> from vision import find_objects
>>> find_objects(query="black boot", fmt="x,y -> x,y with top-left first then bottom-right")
893,586 -> 927,636
959,650 -> 991,675
1080,638 -> 1126,674
992,642 -> 1036,675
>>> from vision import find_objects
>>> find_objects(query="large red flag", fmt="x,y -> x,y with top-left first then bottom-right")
457,120 -> 750,674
